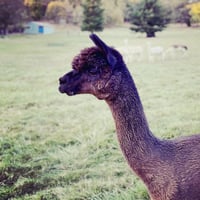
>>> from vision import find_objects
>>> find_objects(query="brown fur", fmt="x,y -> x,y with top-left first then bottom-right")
59,34 -> 200,200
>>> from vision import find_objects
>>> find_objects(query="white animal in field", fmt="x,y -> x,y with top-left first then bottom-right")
164,45 -> 188,59
117,39 -> 143,63
147,42 -> 165,62
129,46 -> 143,62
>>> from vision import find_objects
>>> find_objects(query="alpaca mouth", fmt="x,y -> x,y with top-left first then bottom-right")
59,75 -> 78,96
58,84 -> 66,94
59,84 -> 77,96
67,90 -> 76,96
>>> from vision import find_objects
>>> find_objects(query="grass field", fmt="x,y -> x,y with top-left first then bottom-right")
0,26 -> 200,200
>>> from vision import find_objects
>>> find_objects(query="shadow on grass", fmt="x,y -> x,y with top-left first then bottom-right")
0,137 -> 61,199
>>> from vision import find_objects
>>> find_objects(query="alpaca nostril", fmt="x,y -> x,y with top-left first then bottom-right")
59,77 -> 66,84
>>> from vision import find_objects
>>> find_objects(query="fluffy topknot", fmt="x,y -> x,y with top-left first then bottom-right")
72,47 -> 108,71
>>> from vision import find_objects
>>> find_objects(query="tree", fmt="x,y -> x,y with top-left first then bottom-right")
0,0 -> 27,36
102,0 -> 126,25
175,3 -> 191,26
81,0 -> 104,33
189,2 -> 200,24
46,1 -> 67,23
64,0 -> 82,24
24,0 -> 51,20
127,0 -> 171,37
175,1 -> 200,26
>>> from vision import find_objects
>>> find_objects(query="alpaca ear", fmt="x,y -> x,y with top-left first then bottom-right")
89,34 -> 117,68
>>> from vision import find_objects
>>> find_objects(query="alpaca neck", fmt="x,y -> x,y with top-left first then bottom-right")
106,72 -> 159,172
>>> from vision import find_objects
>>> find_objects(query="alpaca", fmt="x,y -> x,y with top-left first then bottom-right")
164,45 -> 188,59
147,42 -> 165,62
117,46 -> 143,63
117,39 -> 143,63
59,34 -> 200,200
173,44 -> 188,57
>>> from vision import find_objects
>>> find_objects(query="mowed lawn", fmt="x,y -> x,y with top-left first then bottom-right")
0,26 -> 199,200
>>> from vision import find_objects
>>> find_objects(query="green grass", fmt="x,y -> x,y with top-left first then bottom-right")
0,26 -> 200,200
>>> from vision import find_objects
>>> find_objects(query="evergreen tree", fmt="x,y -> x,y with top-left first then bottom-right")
127,0 -> 171,37
81,0 -> 104,33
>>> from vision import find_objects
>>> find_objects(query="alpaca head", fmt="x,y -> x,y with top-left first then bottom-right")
59,34 -> 125,100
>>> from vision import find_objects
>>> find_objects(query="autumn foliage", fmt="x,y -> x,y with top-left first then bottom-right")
188,2 -> 200,23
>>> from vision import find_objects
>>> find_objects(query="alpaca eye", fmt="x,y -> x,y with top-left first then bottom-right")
88,67 -> 99,75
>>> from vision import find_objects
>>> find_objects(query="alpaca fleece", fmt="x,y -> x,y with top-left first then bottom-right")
59,34 -> 200,200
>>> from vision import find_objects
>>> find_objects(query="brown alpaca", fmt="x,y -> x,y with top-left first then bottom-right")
59,34 -> 200,200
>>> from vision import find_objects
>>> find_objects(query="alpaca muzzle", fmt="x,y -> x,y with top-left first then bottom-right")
59,70 -> 81,95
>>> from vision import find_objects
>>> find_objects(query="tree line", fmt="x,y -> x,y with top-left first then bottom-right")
0,0 -> 200,37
